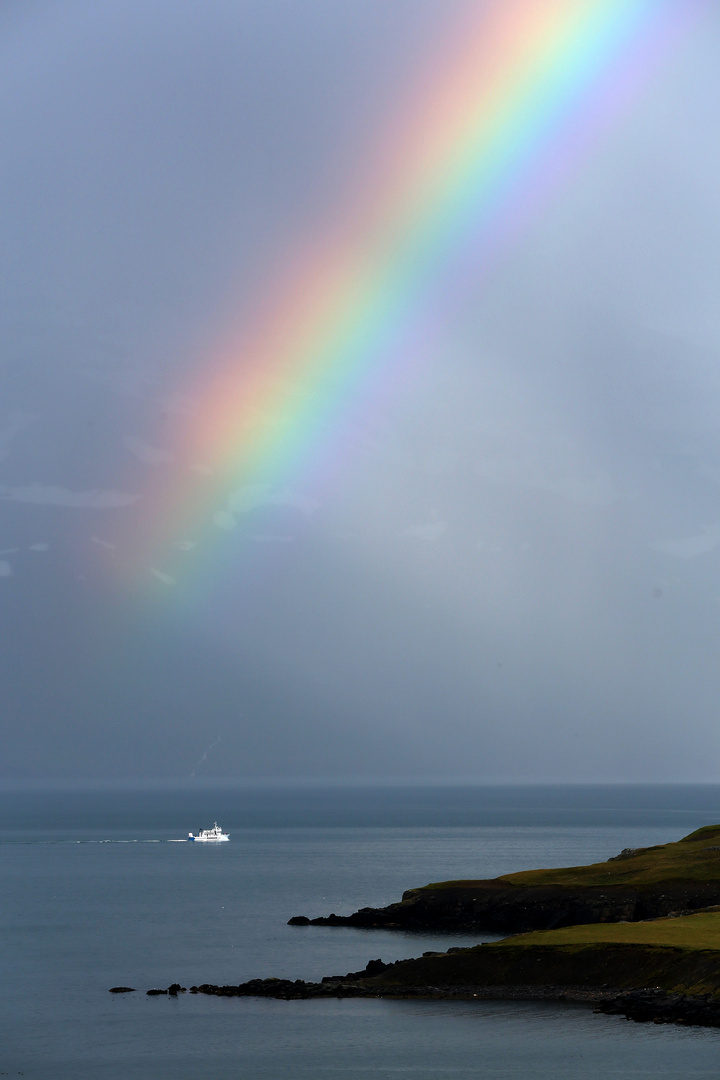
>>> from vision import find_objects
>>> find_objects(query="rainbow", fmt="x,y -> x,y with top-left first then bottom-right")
138,0 -> 684,583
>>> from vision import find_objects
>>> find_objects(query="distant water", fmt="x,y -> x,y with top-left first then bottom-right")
4,785 -> 720,1079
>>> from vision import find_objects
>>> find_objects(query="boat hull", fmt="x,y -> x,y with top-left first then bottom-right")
187,823 -> 230,842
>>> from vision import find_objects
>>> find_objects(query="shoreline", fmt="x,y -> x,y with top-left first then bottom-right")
123,979 -> 720,1027
122,932 -> 720,1027
115,827 -> 720,1029
141,981 -> 620,1003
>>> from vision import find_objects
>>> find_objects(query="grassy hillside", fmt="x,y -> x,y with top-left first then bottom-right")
419,825 -> 720,891
370,911 -> 720,998
500,909 -> 720,950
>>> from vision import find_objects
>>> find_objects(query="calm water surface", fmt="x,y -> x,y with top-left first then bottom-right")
4,785 -> 720,1078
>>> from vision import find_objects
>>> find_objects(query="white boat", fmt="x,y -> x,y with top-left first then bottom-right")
187,822 -> 229,842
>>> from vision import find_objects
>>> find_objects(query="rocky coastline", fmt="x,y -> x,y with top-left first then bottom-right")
118,936 -> 720,1027
132,976 -> 619,1004
288,880 -> 720,934
113,826 -> 720,1029
120,956 -> 720,1028
288,826 -> 720,934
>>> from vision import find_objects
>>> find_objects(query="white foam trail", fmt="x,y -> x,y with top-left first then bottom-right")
0,838 -> 186,845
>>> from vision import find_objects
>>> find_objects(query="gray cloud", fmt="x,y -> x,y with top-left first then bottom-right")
652,524 -> 720,560
123,436 -> 174,466
225,484 -> 319,517
150,567 -> 176,586
86,367 -> 159,398
214,485 -> 320,531
213,510 -> 236,531
0,485 -> 139,508
0,413 -> 38,461
163,394 -> 197,416
399,520 -> 447,542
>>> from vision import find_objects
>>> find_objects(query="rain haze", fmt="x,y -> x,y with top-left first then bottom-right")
2,0 -> 720,785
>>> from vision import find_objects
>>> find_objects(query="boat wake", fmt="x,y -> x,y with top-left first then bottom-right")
1,839 -> 191,845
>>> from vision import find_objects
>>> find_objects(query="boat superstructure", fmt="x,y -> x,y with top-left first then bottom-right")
187,822 -> 229,842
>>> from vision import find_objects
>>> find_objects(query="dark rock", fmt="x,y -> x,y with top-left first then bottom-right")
149,976 -> 380,1001
143,964 -> 720,1028
288,915 -> 310,925
299,879 -> 720,935
328,958 -> 392,983
109,986 -> 135,993
608,848 -> 648,861
598,990 -> 720,1028
146,988 -> 168,996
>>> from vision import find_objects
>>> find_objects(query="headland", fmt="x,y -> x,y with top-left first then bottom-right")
289,824 -> 720,933
130,825 -> 720,1027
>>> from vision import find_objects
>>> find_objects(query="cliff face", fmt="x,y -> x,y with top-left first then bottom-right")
372,939 -> 720,998
289,825 -> 720,933
293,881 -> 720,933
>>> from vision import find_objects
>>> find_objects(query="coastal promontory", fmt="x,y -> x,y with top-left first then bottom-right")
137,825 -> 720,1028
289,825 -> 720,933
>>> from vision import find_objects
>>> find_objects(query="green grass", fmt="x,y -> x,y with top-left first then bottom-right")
418,825 -> 720,891
371,909 -> 720,997
366,827 -> 720,999
502,909 -> 720,950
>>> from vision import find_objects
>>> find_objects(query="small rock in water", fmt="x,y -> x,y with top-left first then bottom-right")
109,986 -> 136,993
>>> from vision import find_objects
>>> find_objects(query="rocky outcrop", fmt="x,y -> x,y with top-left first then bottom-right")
146,983 -> 186,996
136,960 -> 399,1001
139,960 -> 397,1001
137,942 -> 720,1027
290,881 -> 720,934
598,989 -> 720,1026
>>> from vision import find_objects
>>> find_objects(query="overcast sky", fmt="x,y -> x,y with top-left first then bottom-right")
3,0 -> 720,785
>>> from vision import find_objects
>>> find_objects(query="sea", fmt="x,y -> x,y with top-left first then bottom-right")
4,783 -> 720,1079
